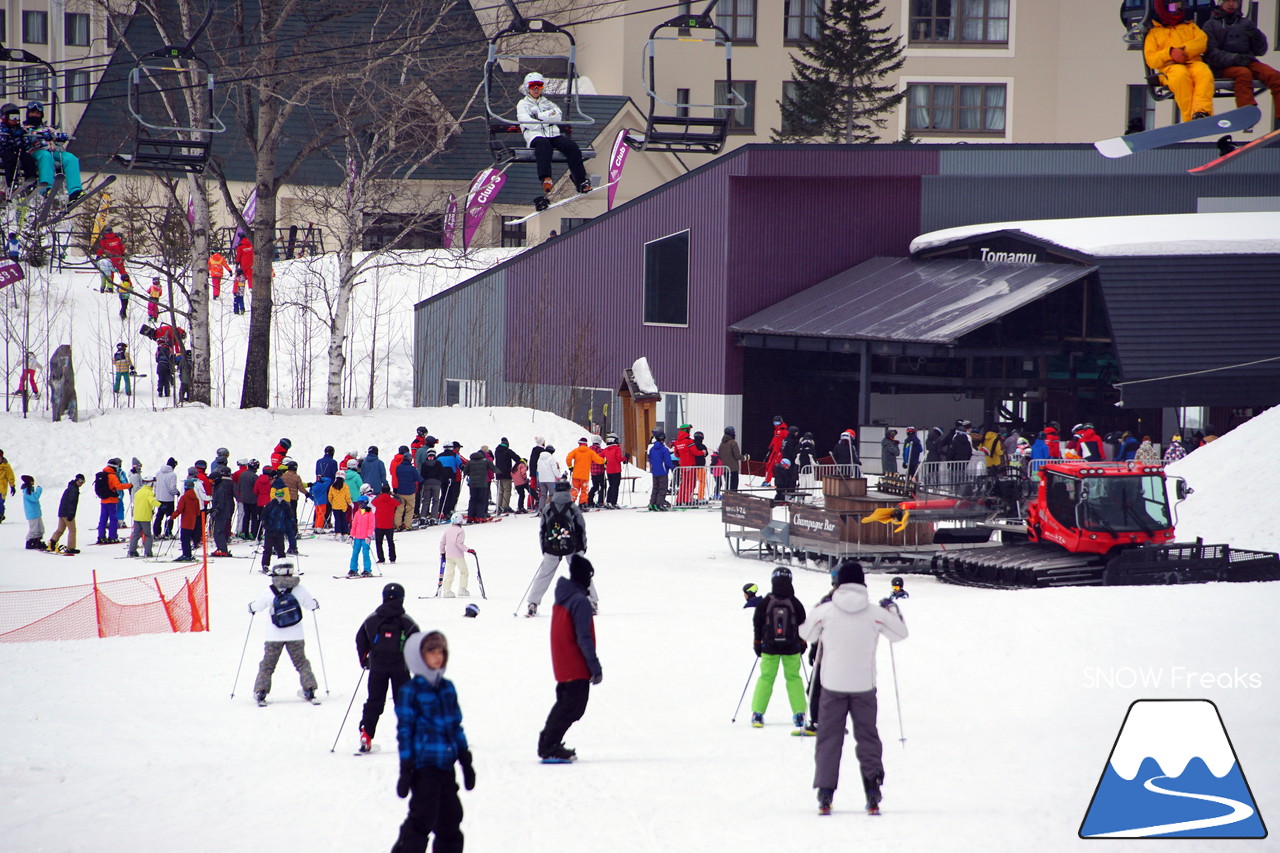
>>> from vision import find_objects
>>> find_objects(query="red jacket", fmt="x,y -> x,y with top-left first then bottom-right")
673,429 -> 703,467
390,453 -> 406,489
1044,427 -> 1061,458
97,232 -> 125,260
254,473 -> 272,507
235,238 -> 253,276
599,444 -> 625,474
1077,428 -> 1104,461
372,493 -> 399,528
171,489 -> 202,530
270,442 -> 289,470
550,581 -> 598,682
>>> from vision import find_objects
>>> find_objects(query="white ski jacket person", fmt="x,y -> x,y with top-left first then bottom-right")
248,575 -> 318,642
536,451 -> 562,487
153,464 -> 179,503
516,93 -> 563,145
800,584 -> 907,693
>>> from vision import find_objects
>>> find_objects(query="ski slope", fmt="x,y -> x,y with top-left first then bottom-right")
1,404 -> 1278,852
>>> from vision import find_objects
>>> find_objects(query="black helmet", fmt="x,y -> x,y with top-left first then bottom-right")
693,431 -> 704,440
382,582 -> 405,601
398,445 -> 410,455
742,582 -> 758,596
544,444 -> 555,454
324,445 -> 334,455
771,566 -> 792,581
280,438 -> 292,449
25,101 -> 43,115
416,426 -> 427,435
1,103 -> 18,119
652,429 -> 665,441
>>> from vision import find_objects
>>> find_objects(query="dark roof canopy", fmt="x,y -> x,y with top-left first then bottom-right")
729,256 -> 1096,345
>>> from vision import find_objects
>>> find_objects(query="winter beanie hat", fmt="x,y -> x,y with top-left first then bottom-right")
836,559 -> 865,587
569,554 -> 595,589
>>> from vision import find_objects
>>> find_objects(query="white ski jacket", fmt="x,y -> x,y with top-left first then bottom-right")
249,577 -> 317,643
516,94 -> 563,145
536,453 -> 562,486
153,464 -> 179,503
800,584 -> 907,694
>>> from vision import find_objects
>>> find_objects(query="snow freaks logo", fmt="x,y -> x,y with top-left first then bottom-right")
1079,700 -> 1266,839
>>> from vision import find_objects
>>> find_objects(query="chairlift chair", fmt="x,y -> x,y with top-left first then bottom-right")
1120,0 -> 1264,105
115,44 -> 226,174
0,49 -> 58,125
483,8 -> 596,168
626,3 -> 746,154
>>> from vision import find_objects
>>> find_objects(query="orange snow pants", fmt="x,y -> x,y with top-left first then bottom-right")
571,477 -> 589,505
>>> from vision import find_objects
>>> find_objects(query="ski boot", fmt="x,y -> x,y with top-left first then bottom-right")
255,692 -> 267,707
818,788 -> 834,816
526,603 -> 537,617
751,712 -> 764,729
863,772 -> 883,815
347,569 -> 359,578
792,712 -> 815,736
359,726 -> 372,753
540,742 -> 576,764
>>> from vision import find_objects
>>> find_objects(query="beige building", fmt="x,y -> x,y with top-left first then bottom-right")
479,0 -> 1279,154
2,0 -> 110,132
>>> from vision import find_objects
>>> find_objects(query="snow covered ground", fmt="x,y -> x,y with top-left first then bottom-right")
1,404 -> 1278,852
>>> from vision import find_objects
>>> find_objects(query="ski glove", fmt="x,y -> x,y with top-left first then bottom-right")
247,602 -> 255,614
467,549 -> 476,555
396,761 -> 413,798
458,748 -> 476,791
591,668 -> 603,686
753,642 -> 762,658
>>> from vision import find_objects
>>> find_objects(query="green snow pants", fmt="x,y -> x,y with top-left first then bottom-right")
751,652 -> 806,716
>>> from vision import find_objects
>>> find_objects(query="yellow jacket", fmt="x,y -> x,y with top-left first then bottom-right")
1144,21 -> 1208,72
132,484 -> 161,522
564,444 -> 605,479
0,459 -> 14,493
329,481 -> 351,511
981,431 -> 1005,469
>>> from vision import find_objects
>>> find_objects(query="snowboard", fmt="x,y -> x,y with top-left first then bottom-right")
1188,125 -> 1280,174
1094,105 -> 1260,158
46,176 -> 118,227
507,179 -> 621,225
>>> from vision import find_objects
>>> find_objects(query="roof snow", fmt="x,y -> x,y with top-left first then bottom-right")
910,211 -> 1280,258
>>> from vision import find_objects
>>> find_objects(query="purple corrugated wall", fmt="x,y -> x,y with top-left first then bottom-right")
502,146 -> 939,396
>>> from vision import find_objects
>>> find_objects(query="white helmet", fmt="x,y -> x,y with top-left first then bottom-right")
521,72 -> 546,95
360,483 -> 374,496
450,512 -> 465,525
271,560 -> 295,577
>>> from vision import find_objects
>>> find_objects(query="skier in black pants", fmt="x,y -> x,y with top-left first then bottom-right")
258,481 -> 292,573
355,583 -> 420,753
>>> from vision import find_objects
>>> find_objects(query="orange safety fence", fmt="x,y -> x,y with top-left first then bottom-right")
0,563 -> 209,643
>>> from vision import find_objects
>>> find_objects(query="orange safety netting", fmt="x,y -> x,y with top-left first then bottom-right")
0,564 -> 209,643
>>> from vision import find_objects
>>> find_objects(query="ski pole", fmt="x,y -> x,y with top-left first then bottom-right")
230,611 -> 256,699
889,643 -> 906,747
800,657 -> 811,692
469,549 -> 486,599
435,555 -> 445,597
329,667 -> 369,753
512,564 -> 538,617
731,657 -> 759,723
312,608 -> 330,695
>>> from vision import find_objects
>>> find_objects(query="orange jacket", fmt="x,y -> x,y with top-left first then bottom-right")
564,444 -> 605,480
99,465 -> 132,505
208,253 -> 231,278
1144,20 -> 1208,72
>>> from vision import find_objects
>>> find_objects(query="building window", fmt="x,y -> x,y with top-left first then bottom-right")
1125,84 -> 1155,134
361,212 -> 443,252
560,217 -> 591,233
65,12 -> 91,47
445,379 -> 486,407
0,12 -> 7,44
676,88 -> 690,119
643,230 -> 690,326
780,80 -> 801,134
717,0 -> 756,43
65,70 -> 91,103
20,67 -> 50,102
715,79 -> 756,132
906,82 -> 1006,135
784,0 -> 823,43
500,215 -> 526,248
910,0 -> 1009,45
23,10 -> 48,44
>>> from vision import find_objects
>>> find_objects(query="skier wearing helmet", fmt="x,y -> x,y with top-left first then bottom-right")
22,101 -> 84,201
515,71 -> 591,199
0,103 -> 36,193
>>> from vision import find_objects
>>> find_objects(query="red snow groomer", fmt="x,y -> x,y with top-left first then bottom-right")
863,461 -> 1280,588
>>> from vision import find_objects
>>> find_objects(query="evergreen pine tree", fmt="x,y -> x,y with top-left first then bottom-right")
774,0 -> 906,144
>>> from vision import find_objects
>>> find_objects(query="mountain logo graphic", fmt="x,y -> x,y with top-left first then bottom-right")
1080,700 -> 1267,839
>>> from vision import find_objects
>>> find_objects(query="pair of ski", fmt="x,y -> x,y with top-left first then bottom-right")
334,571 -> 383,579
255,690 -> 320,707
1095,105 -> 1280,172
422,550 -> 487,599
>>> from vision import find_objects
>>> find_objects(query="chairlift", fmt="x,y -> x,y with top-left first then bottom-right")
626,1 -> 746,154
0,49 -> 58,125
483,1 -> 596,168
115,7 -> 226,174
1119,0 -> 1263,107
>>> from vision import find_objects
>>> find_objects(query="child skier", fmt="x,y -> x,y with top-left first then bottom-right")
392,630 -> 474,852
249,560 -> 320,706
437,512 -> 469,597
20,475 -> 43,549
750,566 -> 811,734
347,494 -> 375,577
112,343 -> 135,396
354,582 -> 420,753
47,474 -> 84,554
146,277 -> 162,321
537,554 -> 602,762
170,477 -> 201,561
309,475 -> 331,531
232,272 -> 246,314
329,473 -> 352,537
126,474 -> 159,558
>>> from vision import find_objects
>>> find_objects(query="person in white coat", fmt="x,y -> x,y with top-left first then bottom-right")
800,559 -> 908,815
248,560 -> 320,705
152,457 -> 180,539
535,444 -> 562,512
438,512 -> 470,597
516,71 -> 590,196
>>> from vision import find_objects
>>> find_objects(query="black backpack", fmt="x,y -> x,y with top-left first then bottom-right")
767,597 -> 799,650
93,470 -> 116,500
270,586 -> 303,628
542,500 -> 578,556
369,616 -> 408,668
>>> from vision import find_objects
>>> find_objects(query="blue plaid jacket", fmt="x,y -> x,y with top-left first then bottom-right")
395,675 -> 468,769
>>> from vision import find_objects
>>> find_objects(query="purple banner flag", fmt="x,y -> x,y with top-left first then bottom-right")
442,193 -> 458,249
607,129 -> 631,211
232,189 -> 257,248
462,169 -> 506,249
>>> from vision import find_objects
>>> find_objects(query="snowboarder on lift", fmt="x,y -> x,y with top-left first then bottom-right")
23,101 -> 83,203
516,72 -> 591,201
